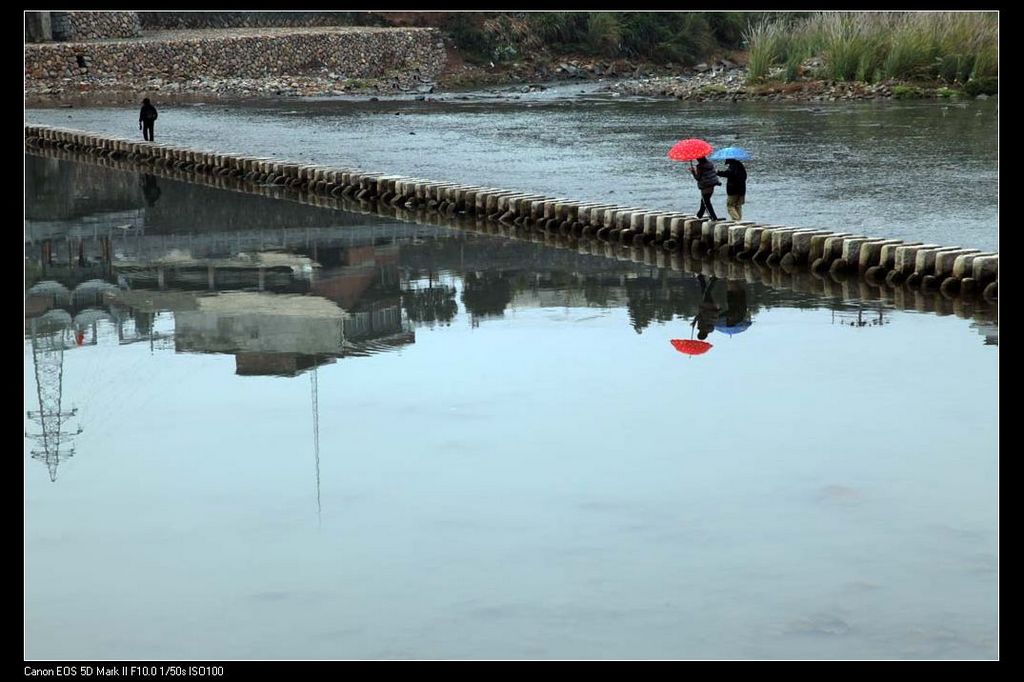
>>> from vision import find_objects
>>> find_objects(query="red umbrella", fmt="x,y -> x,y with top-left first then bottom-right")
670,339 -> 713,355
667,138 -> 713,162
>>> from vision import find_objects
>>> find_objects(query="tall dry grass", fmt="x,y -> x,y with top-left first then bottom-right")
745,11 -> 997,83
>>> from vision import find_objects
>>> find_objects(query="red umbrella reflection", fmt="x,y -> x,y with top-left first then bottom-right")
671,339 -> 713,355
667,138 -> 713,162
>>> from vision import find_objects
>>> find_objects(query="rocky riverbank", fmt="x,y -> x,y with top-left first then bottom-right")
600,58 -> 996,102
25,31 -> 995,108
25,70 -> 440,107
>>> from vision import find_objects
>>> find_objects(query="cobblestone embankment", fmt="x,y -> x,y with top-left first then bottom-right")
25,27 -> 447,101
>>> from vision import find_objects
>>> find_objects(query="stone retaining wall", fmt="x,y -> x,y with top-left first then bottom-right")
137,11 -> 364,30
26,11 -> 366,43
51,11 -> 141,41
25,27 -> 445,84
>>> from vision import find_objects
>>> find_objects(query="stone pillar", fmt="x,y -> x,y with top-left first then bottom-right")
914,246 -> 963,277
682,218 -> 704,243
792,230 -> 834,264
971,255 -> 998,285
952,251 -> 997,279
893,243 -> 940,274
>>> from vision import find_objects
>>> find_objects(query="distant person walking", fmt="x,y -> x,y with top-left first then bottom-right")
139,98 -> 158,141
716,158 -> 747,221
690,156 -> 721,220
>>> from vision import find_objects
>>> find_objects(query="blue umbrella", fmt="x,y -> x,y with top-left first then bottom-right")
715,318 -> 752,336
709,146 -> 752,161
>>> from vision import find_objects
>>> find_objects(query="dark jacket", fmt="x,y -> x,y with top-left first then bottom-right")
139,103 -> 158,124
692,274 -> 719,340
691,158 -> 721,192
716,160 -> 747,196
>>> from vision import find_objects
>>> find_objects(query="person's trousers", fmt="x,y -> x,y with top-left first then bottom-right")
727,194 -> 745,221
142,122 -> 154,141
696,190 -> 718,220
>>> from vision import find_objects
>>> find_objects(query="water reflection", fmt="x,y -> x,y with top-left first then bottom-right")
26,311 -> 83,482
831,306 -> 891,328
692,274 -> 719,341
23,151 -> 997,661
28,224 -> 955,359
718,279 -> 752,336
403,278 -> 458,327
24,152 -> 998,484
140,173 -> 162,207
23,228 -> 991,482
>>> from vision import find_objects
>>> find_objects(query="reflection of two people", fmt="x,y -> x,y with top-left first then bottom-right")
140,173 -> 161,207
691,275 -> 752,340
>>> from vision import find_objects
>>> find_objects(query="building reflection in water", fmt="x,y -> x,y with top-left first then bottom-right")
831,306 -> 891,328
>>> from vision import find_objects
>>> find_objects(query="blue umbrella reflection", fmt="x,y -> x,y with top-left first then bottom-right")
715,318 -> 752,336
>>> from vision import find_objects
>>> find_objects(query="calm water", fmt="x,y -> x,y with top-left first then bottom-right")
24,143 -> 997,659
26,86 -> 998,251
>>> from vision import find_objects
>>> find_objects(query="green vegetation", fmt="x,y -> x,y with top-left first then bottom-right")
430,12 -> 758,65
744,11 -> 997,84
891,84 -> 924,99
585,12 -> 621,56
442,13 -> 500,62
745,16 -> 785,81
964,76 -> 997,96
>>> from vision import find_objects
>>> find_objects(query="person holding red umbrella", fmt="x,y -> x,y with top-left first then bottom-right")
666,139 -> 721,221
691,156 -> 721,221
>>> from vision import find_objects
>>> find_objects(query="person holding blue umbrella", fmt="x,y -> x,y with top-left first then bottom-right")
711,146 -> 751,221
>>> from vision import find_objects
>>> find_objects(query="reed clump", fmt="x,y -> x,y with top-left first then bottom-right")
745,11 -> 997,85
